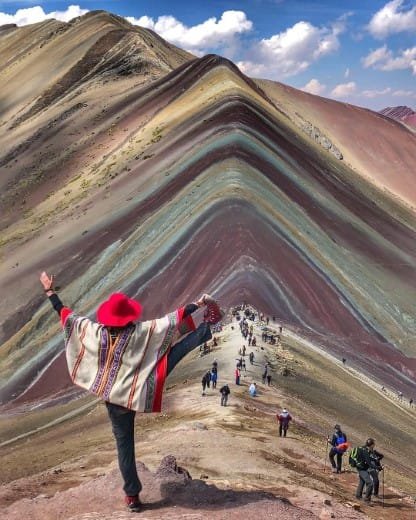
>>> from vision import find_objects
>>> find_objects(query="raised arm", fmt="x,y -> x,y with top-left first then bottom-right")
40,271 -> 73,326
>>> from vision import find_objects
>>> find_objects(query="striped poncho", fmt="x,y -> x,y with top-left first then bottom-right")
62,307 -> 195,412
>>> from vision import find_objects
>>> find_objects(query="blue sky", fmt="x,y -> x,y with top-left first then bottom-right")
0,0 -> 415,110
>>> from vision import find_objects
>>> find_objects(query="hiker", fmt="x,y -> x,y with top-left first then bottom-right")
328,424 -> 348,473
350,438 -> 378,503
266,374 -> 272,386
220,384 -> 230,406
242,344 -> 246,357
342,357 -> 346,365
204,370 -> 211,389
249,382 -> 257,397
39,271 -> 219,513
242,359 -> 246,371
248,336 -> 252,346
210,368 -> 218,389
410,398 -> 414,407
279,326 -> 282,333
212,358 -> 218,371
201,373 -> 209,396
235,367 -> 241,385
251,336 -> 256,347
266,317 -> 270,325
249,352 -> 254,364
262,370 -> 267,384
369,447 -> 384,498
277,408 -> 292,437
213,337 -> 218,347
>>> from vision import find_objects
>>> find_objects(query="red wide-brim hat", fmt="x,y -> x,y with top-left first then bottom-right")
97,293 -> 142,327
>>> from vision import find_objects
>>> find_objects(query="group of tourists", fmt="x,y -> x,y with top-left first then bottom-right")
327,424 -> 384,504
201,359 -> 218,395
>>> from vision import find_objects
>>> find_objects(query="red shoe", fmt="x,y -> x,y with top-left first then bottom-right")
125,495 -> 142,512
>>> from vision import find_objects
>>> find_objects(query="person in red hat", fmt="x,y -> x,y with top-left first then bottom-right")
39,271 -> 223,513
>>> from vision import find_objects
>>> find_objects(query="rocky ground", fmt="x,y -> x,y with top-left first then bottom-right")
1,317 -> 416,519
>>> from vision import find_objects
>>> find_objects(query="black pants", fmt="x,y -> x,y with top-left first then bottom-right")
329,448 -> 343,471
107,323 -> 212,497
106,402 -> 141,497
369,468 -> 380,495
356,469 -> 373,499
279,424 -> 288,437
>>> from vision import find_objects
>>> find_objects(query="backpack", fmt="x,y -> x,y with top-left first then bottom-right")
335,433 -> 346,446
349,446 -> 362,468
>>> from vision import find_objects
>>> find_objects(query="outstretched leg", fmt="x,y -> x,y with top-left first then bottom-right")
167,322 -> 212,375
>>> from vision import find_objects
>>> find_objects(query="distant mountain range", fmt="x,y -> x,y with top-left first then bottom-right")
379,105 -> 416,130
0,11 -> 415,408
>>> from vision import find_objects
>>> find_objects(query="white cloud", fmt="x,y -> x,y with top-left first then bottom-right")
367,0 -> 416,39
126,11 -> 252,54
0,5 -> 88,26
331,81 -> 357,98
362,87 -> 392,98
302,78 -> 326,95
344,67 -> 350,78
362,45 -> 416,74
237,17 -> 346,78
392,89 -> 416,98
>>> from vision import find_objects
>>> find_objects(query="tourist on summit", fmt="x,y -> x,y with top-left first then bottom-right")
277,408 -> 292,437
328,424 -> 348,473
220,384 -> 230,406
39,271 -> 221,514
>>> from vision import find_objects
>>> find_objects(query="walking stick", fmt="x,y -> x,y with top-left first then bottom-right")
382,466 -> 385,508
324,435 -> 329,472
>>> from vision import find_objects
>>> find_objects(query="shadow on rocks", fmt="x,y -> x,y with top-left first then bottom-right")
146,455 -> 287,512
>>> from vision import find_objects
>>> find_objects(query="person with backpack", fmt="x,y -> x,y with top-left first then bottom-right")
220,384 -> 230,406
349,438 -> 377,503
277,408 -> 292,437
328,424 -> 348,473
